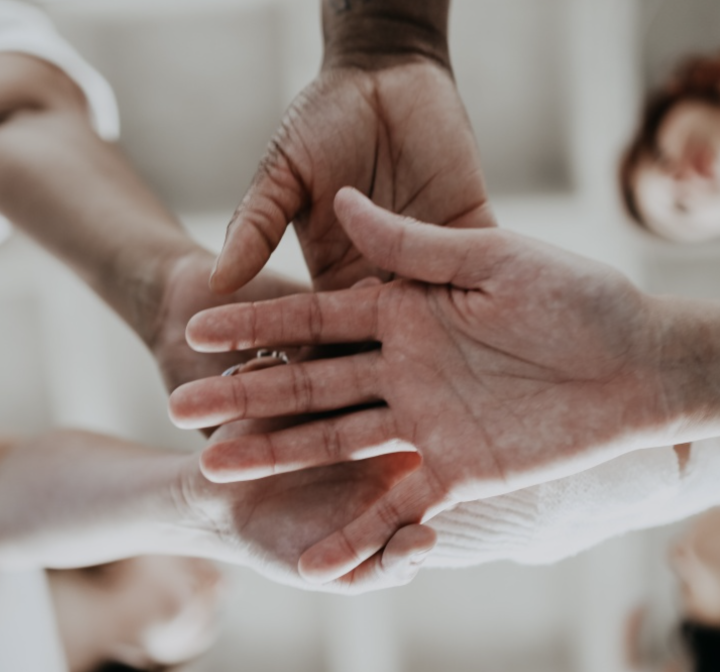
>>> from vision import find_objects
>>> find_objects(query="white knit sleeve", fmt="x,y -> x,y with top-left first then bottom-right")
428,440 -> 720,568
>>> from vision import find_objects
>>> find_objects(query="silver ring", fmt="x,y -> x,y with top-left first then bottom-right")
221,350 -> 289,377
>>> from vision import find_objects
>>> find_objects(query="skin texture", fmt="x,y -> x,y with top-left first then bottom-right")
171,189 -> 720,583
210,1 -> 491,295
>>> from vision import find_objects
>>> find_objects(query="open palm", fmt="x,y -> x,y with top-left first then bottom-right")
179,431 -> 434,594
172,190 -> 680,583
210,62 -> 492,294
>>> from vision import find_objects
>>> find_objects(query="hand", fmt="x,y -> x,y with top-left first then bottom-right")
209,61 -> 492,294
149,249 -> 306,395
176,437 -> 435,594
171,189 -> 707,583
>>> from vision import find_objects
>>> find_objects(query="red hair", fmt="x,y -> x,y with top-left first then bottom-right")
619,53 -> 720,227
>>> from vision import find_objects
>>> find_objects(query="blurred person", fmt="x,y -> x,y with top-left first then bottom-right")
625,508 -> 720,672
48,558 -> 221,672
621,52 -> 720,243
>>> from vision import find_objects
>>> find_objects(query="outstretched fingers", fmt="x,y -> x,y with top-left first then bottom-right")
186,284 -> 383,353
210,149 -> 306,294
200,407 -> 411,482
168,351 -> 382,430
298,468 -> 452,584
335,187 -> 503,288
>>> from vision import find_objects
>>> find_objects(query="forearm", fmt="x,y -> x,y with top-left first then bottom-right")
322,0 -> 451,71
0,108 -> 198,345
651,295 -> 720,443
0,430 -> 200,569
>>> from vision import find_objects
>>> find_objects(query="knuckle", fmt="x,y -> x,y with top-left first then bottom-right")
290,365 -> 314,413
322,421 -> 343,462
374,497 -> 404,533
307,294 -> 324,343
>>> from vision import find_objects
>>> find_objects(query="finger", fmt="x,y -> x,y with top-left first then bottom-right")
186,285 -> 383,353
210,149 -> 306,294
330,524 -> 436,595
169,351 -> 382,430
335,187 -> 504,287
200,408 -> 413,482
298,468 -> 451,584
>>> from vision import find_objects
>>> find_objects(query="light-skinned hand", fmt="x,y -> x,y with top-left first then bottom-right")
171,188 -> 720,583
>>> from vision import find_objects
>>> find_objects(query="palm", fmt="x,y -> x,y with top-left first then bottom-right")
211,62 -> 491,293
170,191 -> 671,582
181,436 -> 429,593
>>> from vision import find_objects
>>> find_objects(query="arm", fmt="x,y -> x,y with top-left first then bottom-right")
0,54 -> 304,390
0,430 -> 190,569
211,0 -> 491,294
321,0 -> 451,70
0,429 -> 434,593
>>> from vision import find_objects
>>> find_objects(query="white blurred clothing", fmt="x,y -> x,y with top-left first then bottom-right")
0,3 -> 120,669
430,440 -> 720,567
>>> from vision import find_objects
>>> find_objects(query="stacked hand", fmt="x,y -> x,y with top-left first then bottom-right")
209,61 -> 492,295
170,189 -> 684,583
178,431 -> 435,594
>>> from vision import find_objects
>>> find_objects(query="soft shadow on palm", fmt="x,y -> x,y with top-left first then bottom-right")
211,62 -> 492,293
185,421 -> 430,593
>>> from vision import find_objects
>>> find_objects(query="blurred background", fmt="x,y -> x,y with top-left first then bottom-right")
2,0 -> 720,670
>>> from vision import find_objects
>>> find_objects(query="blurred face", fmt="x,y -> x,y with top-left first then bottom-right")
634,100 -> 720,242
670,509 -> 720,625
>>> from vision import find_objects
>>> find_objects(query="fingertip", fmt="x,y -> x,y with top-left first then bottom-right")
334,187 -> 371,222
208,259 -> 240,296
384,524 -> 437,564
185,311 -> 216,353
168,383 -> 216,431
298,544 -> 350,586
200,441 -> 274,483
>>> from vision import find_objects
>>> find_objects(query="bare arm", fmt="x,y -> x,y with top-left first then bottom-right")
0,430 -> 190,569
0,54 -> 305,390
321,0 -> 451,71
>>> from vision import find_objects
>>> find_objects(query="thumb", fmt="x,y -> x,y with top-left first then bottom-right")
333,187 -> 496,288
210,150 -> 306,294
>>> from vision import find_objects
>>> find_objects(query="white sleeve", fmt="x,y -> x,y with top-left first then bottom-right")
428,440 -> 720,568
0,0 -> 119,141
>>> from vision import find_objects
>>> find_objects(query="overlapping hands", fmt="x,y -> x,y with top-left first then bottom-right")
171,188 -> 671,584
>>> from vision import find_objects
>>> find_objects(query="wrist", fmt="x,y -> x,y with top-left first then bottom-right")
322,0 -> 451,72
650,295 -> 720,443
162,453 -> 250,563
124,239 -> 206,349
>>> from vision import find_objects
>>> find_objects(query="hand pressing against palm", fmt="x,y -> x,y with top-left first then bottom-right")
171,189 -> 720,583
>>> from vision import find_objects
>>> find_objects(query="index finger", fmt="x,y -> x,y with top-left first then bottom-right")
186,284 -> 384,353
